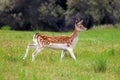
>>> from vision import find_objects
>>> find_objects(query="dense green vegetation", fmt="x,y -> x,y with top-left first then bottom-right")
0,26 -> 120,80
0,0 -> 120,31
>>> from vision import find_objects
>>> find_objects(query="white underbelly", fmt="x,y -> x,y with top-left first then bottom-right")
47,43 -> 68,50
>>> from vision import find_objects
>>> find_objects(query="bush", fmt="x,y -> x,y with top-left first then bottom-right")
1,25 -> 11,30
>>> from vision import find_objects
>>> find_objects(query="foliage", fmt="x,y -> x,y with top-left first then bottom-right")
0,0 -> 120,31
38,0 -> 65,31
1,25 -> 11,30
66,0 -> 120,27
0,0 -> 13,11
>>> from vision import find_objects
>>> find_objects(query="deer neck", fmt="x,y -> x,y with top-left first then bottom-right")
70,27 -> 80,45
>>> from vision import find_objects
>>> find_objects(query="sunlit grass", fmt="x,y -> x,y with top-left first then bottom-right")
92,54 -> 107,73
0,26 -> 120,80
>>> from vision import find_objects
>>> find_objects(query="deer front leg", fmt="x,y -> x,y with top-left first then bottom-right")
61,50 -> 66,60
67,48 -> 76,61
23,44 -> 37,60
32,47 -> 44,62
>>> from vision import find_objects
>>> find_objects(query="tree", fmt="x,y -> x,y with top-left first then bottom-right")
0,0 -> 120,31
38,0 -> 65,31
65,0 -> 94,29
66,0 -> 120,29
0,0 -> 66,31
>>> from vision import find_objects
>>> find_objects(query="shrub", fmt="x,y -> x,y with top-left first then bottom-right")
1,25 -> 11,30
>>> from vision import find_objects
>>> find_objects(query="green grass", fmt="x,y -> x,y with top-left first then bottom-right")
0,26 -> 120,80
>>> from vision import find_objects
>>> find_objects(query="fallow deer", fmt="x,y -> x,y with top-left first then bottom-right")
23,19 -> 87,61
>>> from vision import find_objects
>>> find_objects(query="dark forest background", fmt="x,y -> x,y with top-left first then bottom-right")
0,0 -> 120,31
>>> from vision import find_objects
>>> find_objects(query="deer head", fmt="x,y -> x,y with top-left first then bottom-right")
75,19 -> 87,31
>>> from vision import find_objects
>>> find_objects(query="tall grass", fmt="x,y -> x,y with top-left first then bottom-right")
92,54 -> 107,73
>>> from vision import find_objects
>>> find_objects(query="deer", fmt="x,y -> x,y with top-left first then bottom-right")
23,19 -> 87,62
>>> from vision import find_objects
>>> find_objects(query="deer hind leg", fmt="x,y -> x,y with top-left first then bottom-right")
61,50 -> 66,60
32,47 -> 44,62
67,48 -> 76,61
23,44 -> 37,60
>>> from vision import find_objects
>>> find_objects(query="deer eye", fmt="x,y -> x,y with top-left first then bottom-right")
79,25 -> 83,28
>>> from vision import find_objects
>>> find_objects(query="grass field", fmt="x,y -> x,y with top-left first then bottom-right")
0,26 -> 120,80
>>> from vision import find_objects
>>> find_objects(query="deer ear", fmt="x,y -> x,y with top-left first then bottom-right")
75,19 -> 78,24
80,20 -> 83,23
